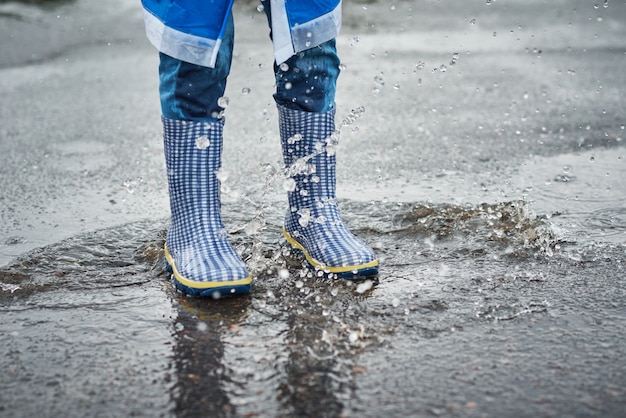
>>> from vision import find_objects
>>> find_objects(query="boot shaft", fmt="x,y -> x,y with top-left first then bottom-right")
162,117 -> 225,232
278,105 -> 338,203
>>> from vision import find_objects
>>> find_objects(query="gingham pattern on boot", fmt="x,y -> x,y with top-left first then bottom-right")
163,117 -> 251,296
278,105 -> 378,278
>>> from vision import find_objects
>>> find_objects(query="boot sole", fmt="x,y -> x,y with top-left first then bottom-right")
164,246 -> 252,298
283,228 -> 379,279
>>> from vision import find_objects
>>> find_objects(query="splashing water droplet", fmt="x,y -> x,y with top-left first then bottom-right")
196,135 -> 210,149
256,4 -> 264,12
356,279 -> 373,294
279,62 -> 289,71
241,87 -> 251,95
279,269 -> 290,279
470,18 -> 477,25
215,168 -> 229,182
217,96 -> 230,108
283,178 -> 296,192
288,133 -> 302,144
285,82 -> 292,90
245,219 -> 263,236
298,208 -> 311,227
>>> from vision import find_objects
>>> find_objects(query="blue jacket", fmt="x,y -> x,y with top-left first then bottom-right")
142,0 -> 342,68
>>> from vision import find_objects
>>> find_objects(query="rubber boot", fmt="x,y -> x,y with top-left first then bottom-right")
278,105 -> 378,278
162,117 -> 252,297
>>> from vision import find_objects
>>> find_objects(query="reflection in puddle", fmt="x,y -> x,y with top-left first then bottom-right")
0,197 -> 624,416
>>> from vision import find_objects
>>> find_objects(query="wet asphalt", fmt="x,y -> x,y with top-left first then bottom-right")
1,0 -> 625,417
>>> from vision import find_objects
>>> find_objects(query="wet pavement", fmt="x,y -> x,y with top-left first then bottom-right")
1,0 -> 625,417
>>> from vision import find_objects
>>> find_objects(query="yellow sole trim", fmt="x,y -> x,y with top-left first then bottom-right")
282,227 -> 379,273
164,245 -> 252,289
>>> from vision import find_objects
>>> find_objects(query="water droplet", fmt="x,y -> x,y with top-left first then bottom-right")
298,208 -> 311,227
285,82 -> 292,90
392,298 -> 400,307
215,168 -> 229,182
374,74 -> 385,86
390,4 -> 397,11
287,133 -> 302,144
195,135 -> 210,149
283,178 -> 296,192
470,18 -> 477,25
486,0 -> 493,5
295,280 -> 304,289
245,219 -> 263,236
279,62 -> 289,71
256,4 -> 264,12
338,63 -> 347,71
348,331 -> 360,343
241,87 -> 251,95
217,96 -> 230,108
590,155 -> 595,162
356,279 -> 373,294
352,35 -> 361,43
279,269 -> 290,279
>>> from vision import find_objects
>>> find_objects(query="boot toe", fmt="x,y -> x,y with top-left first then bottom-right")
164,244 -> 252,297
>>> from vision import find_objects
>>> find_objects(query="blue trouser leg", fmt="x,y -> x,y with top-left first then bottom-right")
260,0 -> 340,113
158,14 -> 234,122
159,1 -> 339,118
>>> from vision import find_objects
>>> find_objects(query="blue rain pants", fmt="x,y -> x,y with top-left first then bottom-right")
158,0 -> 341,122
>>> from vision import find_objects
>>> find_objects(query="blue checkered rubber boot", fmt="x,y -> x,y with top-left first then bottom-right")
278,105 -> 378,278
162,117 -> 252,297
